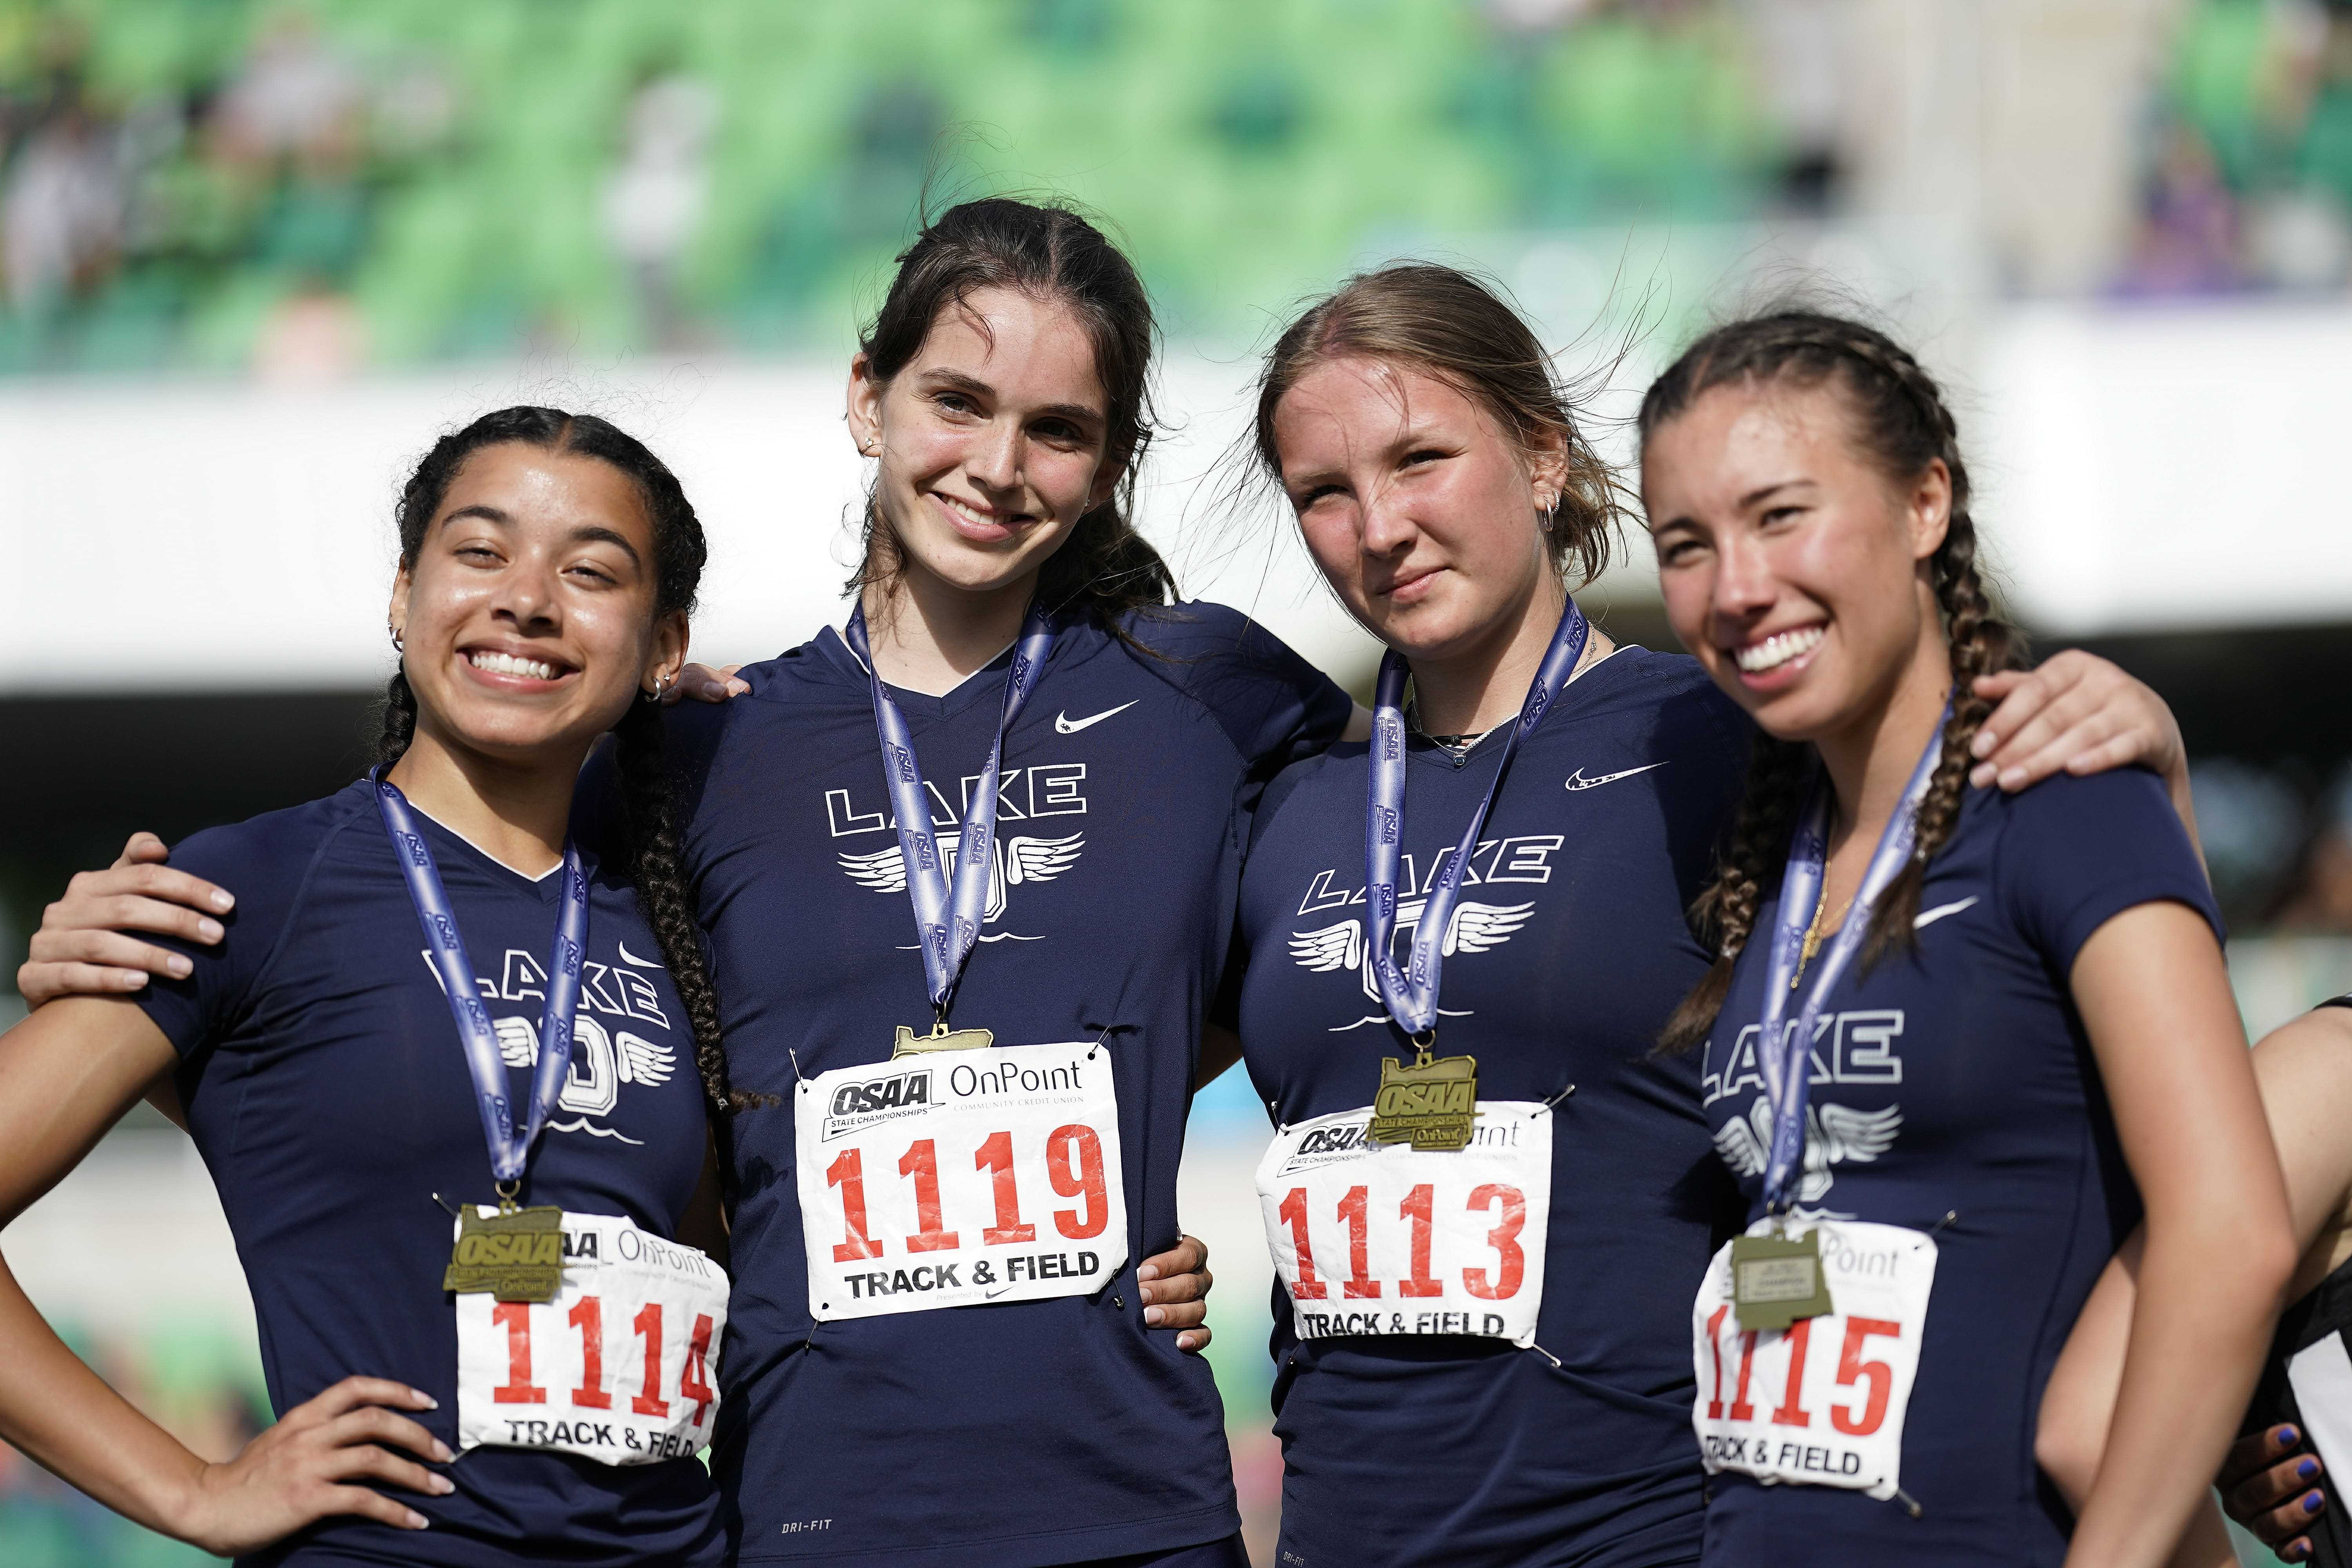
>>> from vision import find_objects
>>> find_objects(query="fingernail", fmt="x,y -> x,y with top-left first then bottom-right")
1136,1264 -> 1159,1281
1999,768 -> 2027,790
168,955 -> 192,977
211,891 -> 234,911
1968,764 -> 1995,788
1145,1307 -> 1164,1326
121,973 -> 148,989
2306,1490 -> 2323,1514
433,1475 -> 455,1494
406,1512 -> 430,1529
2303,1458 -> 2320,1480
198,918 -> 223,942
2282,1425 -> 2302,1445
1971,731 -> 1996,758
414,1390 -> 438,1409
434,1441 -> 454,1462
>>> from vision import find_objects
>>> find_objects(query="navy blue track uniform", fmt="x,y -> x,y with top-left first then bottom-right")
649,603 -> 1349,1567
1697,768 -> 2220,1564
135,782 -> 724,1568
1225,646 -> 1750,1567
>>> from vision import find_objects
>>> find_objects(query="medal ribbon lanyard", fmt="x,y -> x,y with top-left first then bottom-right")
374,772 -> 589,1199
1365,599 -> 1590,1044
1751,709 -> 1948,1217
844,601 -> 1058,1026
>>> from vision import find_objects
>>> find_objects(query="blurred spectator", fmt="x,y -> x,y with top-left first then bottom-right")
252,281 -> 366,385
1741,0 -> 1849,212
601,73 -> 717,352
214,11 -> 364,176
2271,768 -> 2352,933
2118,120 -> 2245,294
2,81 -> 123,312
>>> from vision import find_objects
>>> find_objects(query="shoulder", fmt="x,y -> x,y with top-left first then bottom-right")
1576,648 -> 1747,750
1979,766 -> 2223,956
1112,599 -> 1352,765
170,783 -> 376,895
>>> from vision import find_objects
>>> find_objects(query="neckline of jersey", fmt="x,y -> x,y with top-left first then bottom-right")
1401,642 -> 1641,768
814,619 -> 1073,720
381,786 -> 568,889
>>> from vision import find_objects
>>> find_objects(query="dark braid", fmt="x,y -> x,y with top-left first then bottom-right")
381,405 -> 760,1116
613,699 -> 765,1112
1644,314 -> 2024,1054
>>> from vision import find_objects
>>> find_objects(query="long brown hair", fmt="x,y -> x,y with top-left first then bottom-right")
1642,313 -> 2023,1055
1249,262 -> 1624,588
850,197 -> 1174,630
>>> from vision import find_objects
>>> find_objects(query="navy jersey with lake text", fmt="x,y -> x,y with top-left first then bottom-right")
1226,646 -> 1749,1568
1697,768 -> 2221,1565
652,602 -> 1350,1567
135,782 -> 723,1568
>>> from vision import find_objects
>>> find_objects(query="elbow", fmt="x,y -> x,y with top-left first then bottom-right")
2033,1401 -> 2103,1514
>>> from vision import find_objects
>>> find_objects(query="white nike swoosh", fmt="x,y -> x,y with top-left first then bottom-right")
1563,762 -> 1668,792
1055,701 -> 1138,735
1913,896 -> 1978,930
617,940 -> 664,968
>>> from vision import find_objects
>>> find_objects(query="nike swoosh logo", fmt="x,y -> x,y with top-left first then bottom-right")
1913,896 -> 1978,930
1563,762 -> 1668,792
1054,701 -> 1138,735
617,940 -> 665,969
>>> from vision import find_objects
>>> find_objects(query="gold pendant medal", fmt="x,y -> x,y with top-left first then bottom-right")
892,1018 -> 995,1058
1365,1038 -> 1479,1152
1729,1222 -> 1836,1332
443,1191 -> 566,1304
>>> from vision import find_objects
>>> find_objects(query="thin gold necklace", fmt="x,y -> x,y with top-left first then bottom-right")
1791,891 -> 1857,991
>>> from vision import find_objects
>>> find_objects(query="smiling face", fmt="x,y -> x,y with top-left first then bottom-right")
388,442 -> 686,769
1642,377 -> 1950,744
846,286 -> 1123,602
1273,356 -> 1566,664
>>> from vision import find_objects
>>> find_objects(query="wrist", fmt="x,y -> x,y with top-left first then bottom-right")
150,1457 -> 221,1550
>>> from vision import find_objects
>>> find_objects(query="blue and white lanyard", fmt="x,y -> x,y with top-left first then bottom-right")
374,771 -> 589,1192
844,601 -> 1058,1023
1365,599 -> 1590,1041
1751,711 -> 1947,1216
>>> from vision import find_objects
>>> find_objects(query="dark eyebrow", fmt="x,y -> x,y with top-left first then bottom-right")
439,506 -> 642,568
1739,477 -> 1817,510
918,368 -> 1104,431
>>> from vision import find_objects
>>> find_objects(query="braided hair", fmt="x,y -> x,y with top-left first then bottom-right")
1643,314 -> 2023,1054
377,406 -> 758,1114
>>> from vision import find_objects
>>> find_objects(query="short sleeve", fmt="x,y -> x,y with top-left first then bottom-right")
1996,768 -> 2223,976
1129,602 -> 1352,775
134,805 -> 340,1060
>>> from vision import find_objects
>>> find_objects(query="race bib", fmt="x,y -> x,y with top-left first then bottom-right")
453,1210 -> 726,1465
1691,1218 -> 1937,1500
1255,1101 -> 1552,1347
795,1040 -> 1129,1321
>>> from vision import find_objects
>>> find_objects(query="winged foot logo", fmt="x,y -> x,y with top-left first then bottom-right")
1701,1008 -> 1909,1215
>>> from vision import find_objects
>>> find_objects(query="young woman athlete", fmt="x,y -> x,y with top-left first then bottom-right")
0,407 -> 737,1563
1642,311 -> 2291,1565
1208,265 -> 2204,1568
16,199 -> 1274,1568
2039,993 -> 2352,1567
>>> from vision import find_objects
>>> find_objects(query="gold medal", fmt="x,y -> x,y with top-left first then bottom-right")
892,1021 -> 995,1058
1730,1224 -> 1835,1332
444,1201 -> 566,1303
1365,1046 -> 1479,1151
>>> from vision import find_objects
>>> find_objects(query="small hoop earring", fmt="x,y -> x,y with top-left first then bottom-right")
389,624 -> 405,653
642,673 -> 672,704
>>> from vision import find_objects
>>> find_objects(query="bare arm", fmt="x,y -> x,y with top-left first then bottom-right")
2058,903 -> 2297,1568
2043,1006 -> 2352,1561
0,999 -> 450,1552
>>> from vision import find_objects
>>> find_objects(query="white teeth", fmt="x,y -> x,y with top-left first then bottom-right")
469,650 -> 559,681
938,494 -> 1009,528
1733,625 -> 1826,674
